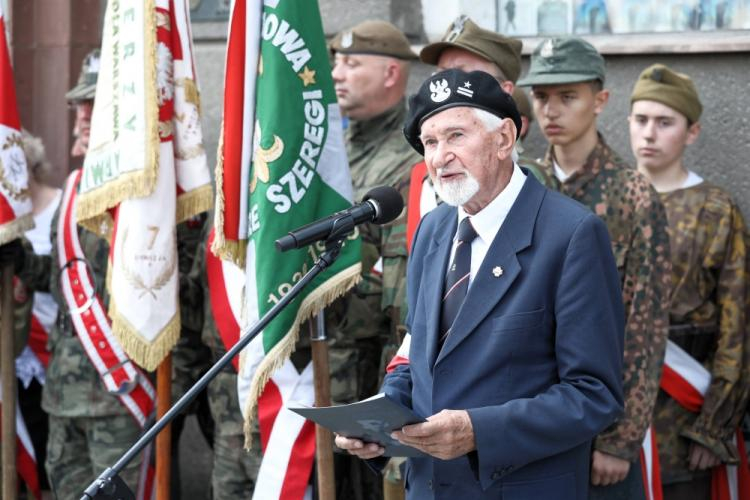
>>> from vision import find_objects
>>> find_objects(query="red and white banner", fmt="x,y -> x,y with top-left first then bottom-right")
661,340 -> 750,500
77,0 -> 212,371
0,3 -> 33,245
640,425 -> 663,500
0,386 -> 40,500
207,228 -> 315,499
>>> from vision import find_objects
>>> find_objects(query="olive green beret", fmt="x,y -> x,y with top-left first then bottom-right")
517,37 -> 605,87
330,20 -> 417,60
630,64 -> 702,124
512,88 -> 533,122
420,16 -> 523,83
66,49 -> 100,102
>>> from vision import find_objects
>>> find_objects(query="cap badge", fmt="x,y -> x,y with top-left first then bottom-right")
649,68 -> 664,82
341,31 -> 353,49
445,15 -> 468,42
540,39 -> 555,58
429,79 -> 451,103
456,81 -> 474,98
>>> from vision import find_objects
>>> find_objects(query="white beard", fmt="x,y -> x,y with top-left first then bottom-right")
433,168 -> 480,207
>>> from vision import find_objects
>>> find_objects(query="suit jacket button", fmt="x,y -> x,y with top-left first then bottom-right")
427,479 -> 433,489
491,471 -> 500,480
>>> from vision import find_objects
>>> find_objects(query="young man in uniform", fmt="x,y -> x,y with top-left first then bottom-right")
629,64 -> 750,500
17,50 -> 151,499
518,37 -> 672,499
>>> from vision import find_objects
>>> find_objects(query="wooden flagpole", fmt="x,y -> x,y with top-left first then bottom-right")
156,353 -> 172,500
309,312 -> 335,500
1,263 -> 17,500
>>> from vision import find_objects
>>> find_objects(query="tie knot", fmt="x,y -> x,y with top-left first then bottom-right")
457,217 -> 478,243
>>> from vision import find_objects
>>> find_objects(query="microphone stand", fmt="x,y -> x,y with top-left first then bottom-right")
80,215 -> 357,500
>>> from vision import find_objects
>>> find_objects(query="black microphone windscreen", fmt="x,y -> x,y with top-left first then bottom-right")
363,186 -> 404,224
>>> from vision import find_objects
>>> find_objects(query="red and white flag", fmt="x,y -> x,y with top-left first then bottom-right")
206,228 -> 315,499
660,340 -> 750,500
76,0 -> 212,370
0,3 -> 33,245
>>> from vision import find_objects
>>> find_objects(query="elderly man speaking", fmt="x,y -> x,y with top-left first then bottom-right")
336,68 -> 626,500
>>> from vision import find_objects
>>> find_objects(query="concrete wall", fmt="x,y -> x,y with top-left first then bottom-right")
191,2 -> 750,216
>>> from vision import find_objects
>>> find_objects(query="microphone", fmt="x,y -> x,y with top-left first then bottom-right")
275,186 -> 404,252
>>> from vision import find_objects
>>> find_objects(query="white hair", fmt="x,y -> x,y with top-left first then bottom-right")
472,107 -> 503,132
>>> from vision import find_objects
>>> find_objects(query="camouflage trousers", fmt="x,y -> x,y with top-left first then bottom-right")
45,413 -> 142,500
208,371 -> 262,499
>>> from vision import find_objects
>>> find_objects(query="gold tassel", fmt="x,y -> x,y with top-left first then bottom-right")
110,299 -> 181,372
176,184 -> 214,223
0,214 -> 34,246
242,263 -> 362,448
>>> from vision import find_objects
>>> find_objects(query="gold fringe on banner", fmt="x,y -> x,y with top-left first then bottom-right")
176,183 -> 214,224
110,300 -> 182,372
0,213 -> 34,247
241,262 -> 362,447
76,0 -> 160,234
211,127 -> 248,267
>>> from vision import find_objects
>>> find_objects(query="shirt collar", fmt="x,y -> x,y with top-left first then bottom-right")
456,163 -> 527,245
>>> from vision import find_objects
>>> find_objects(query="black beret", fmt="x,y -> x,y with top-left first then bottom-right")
403,69 -> 522,155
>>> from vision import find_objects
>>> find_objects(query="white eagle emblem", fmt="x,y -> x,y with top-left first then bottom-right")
429,79 -> 451,103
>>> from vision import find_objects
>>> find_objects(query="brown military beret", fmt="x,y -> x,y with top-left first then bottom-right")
420,16 -> 523,83
630,64 -> 702,124
512,88 -> 533,123
330,20 -> 418,60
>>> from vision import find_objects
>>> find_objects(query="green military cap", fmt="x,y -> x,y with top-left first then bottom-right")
420,16 -> 523,83
65,49 -> 101,102
517,37 -> 605,87
330,20 -> 417,60
630,63 -> 702,124
512,87 -> 533,123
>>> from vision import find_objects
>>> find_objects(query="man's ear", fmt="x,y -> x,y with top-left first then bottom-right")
495,119 -> 517,161
686,121 -> 701,145
383,60 -> 401,89
593,88 -> 610,115
500,80 -> 514,95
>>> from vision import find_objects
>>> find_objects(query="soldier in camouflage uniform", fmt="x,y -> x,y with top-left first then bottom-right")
14,51 -> 148,499
518,38 -> 671,499
629,64 -> 750,500
418,15 -> 556,189
329,20 -> 421,500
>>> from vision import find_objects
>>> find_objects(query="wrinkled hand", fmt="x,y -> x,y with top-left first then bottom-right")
334,434 -> 385,460
591,450 -> 630,486
391,409 -> 475,460
688,443 -> 721,471
0,238 -> 25,273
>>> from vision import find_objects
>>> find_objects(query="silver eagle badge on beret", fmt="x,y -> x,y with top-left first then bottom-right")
429,79 -> 451,103
341,30 -> 353,48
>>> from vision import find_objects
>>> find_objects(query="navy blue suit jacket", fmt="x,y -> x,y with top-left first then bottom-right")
382,173 -> 625,500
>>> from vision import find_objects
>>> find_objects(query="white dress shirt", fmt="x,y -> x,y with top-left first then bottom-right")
448,163 -> 527,288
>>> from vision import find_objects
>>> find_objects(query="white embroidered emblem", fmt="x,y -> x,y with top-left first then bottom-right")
341,31 -> 353,48
540,39 -> 555,58
456,81 -> 474,98
429,79 -> 451,102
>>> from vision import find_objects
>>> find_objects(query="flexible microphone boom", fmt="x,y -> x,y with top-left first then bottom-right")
275,186 -> 404,252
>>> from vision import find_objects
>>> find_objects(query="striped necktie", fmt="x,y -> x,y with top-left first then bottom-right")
439,217 -> 478,348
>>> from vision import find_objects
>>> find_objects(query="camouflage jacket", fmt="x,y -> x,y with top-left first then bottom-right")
541,135 -> 671,461
652,181 -> 750,484
333,100 -> 420,340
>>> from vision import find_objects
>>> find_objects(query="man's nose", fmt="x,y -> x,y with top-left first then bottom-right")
331,63 -> 344,82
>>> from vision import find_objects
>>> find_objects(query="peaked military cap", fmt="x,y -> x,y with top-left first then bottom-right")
403,68 -> 522,154
420,16 -> 523,83
517,37 -> 605,87
66,49 -> 101,102
630,64 -> 702,124
330,20 -> 417,60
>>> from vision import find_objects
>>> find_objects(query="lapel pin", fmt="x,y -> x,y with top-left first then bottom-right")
492,266 -> 504,277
